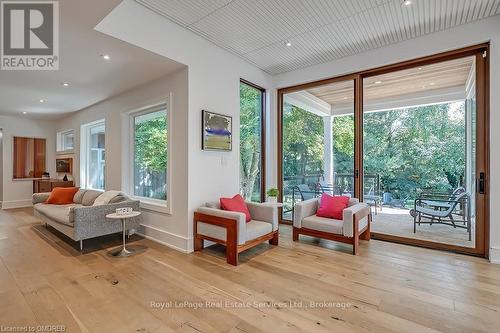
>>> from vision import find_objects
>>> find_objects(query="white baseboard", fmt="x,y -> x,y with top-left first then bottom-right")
489,247 -> 500,264
136,224 -> 192,253
2,199 -> 33,209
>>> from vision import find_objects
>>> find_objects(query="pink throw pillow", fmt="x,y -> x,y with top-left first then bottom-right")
316,193 -> 350,220
220,194 -> 252,222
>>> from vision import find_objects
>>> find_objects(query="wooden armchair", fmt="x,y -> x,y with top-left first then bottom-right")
293,197 -> 371,254
193,202 -> 279,265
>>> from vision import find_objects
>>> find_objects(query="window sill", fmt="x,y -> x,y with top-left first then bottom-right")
132,196 -> 171,214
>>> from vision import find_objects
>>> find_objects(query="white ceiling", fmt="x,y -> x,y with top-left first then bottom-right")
136,0 -> 500,74
0,0 -> 184,119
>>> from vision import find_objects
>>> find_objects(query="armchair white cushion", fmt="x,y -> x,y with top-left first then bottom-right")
293,198 -> 368,237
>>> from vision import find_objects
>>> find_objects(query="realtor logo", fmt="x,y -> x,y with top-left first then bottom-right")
1,1 -> 59,70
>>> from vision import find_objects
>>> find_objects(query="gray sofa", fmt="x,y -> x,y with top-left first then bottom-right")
33,189 -> 141,251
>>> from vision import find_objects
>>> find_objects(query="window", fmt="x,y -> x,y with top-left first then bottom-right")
80,120 -> 105,190
56,129 -> 75,153
239,80 -> 265,202
128,103 -> 169,208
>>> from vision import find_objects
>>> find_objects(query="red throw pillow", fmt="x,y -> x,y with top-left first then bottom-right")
45,187 -> 79,205
316,193 -> 350,220
220,194 -> 252,222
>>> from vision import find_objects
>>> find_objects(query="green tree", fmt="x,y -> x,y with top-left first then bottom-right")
240,83 -> 262,201
332,102 -> 466,200
134,113 -> 167,200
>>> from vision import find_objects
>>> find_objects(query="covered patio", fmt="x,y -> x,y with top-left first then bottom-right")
282,56 -> 477,248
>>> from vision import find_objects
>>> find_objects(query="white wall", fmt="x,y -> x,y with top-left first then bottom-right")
0,115 -> 56,209
55,68 -> 190,251
95,0 -> 274,252
274,16 -> 500,262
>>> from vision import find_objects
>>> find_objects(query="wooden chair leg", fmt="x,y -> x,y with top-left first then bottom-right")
361,216 -> 371,241
269,231 -> 279,245
226,220 -> 238,266
353,236 -> 359,255
194,237 -> 203,251
292,227 -> 299,241
226,244 -> 238,266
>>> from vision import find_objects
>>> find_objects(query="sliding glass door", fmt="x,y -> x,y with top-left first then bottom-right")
362,56 -> 478,249
278,44 -> 489,256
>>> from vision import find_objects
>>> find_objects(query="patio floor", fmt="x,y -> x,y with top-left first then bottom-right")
371,206 -> 475,248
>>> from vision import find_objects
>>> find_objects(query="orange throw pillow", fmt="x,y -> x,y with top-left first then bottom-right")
45,187 -> 79,205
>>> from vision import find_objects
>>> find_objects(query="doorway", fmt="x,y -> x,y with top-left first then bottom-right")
277,44 -> 489,257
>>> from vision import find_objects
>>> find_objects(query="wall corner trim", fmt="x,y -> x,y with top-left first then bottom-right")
1,199 -> 33,210
137,224 -> 192,253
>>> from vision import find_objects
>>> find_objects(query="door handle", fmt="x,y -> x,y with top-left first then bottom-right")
478,172 -> 485,194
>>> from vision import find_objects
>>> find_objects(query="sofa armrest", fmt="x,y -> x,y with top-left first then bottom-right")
246,202 -> 278,231
293,198 -> 319,228
343,203 -> 370,237
32,192 -> 50,204
196,207 -> 246,245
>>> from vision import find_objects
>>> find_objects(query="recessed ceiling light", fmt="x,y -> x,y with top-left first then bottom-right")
62,82 -> 69,87
101,54 -> 110,60
403,0 -> 412,6
22,111 -> 27,114
285,41 -> 292,47
429,82 -> 435,86
418,67 -> 422,70
375,80 -> 382,84
39,99 -> 45,103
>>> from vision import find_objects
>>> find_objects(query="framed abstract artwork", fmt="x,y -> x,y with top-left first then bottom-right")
202,110 -> 232,151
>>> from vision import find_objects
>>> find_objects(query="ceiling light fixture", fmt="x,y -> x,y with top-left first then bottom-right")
285,41 -> 292,47
375,80 -> 382,84
403,0 -> 412,6
62,82 -> 69,87
101,54 -> 110,60
22,111 -> 27,114
39,99 -> 45,103
429,82 -> 435,86
418,67 -> 422,70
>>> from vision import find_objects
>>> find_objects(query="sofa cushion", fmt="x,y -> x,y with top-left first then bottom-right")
109,195 -> 128,204
82,190 -> 104,206
205,202 -> 220,209
34,203 -> 81,226
73,189 -> 87,204
245,220 -> 272,241
302,214 -> 343,235
46,187 -> 80,205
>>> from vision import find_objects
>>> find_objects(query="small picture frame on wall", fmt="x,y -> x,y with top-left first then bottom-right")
202,110 -> 232,151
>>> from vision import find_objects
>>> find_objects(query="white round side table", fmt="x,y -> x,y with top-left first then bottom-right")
106,211 -> 141,257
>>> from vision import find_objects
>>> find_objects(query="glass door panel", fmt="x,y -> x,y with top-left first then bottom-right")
362,56 -> 477,248
281,80 -> 354,221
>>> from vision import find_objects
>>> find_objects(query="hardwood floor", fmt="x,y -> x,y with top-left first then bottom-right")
1,207 -> 499,332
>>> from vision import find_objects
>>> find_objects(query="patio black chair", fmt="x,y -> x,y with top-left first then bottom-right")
382,192 -> 409,208
317,181 -> 342,196
294,184 -> 317,201
411,192 -> 471,241
419,186 -> 467,224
